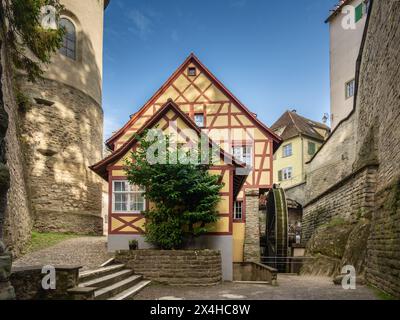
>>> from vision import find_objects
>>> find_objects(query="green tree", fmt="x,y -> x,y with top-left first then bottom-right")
124,131 -> 223,249
1,0 -> 64,81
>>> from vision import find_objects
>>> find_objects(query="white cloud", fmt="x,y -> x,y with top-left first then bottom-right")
127,9 -> 153,39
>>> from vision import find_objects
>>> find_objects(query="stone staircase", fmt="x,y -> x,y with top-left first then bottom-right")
77,264 -> 150,300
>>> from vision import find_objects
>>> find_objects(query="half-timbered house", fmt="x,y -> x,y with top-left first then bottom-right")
90,54 -> 282,280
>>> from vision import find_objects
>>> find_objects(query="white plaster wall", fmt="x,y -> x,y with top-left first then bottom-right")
329,0 -> 367,129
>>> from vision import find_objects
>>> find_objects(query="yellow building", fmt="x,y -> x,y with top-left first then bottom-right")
90,54 -> 282,280
271,111 -> 330,189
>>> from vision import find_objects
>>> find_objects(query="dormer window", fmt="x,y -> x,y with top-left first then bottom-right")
194,113 -> 204,127
188,67 -> 197,76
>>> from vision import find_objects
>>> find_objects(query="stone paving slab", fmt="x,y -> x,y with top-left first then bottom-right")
13,237 -> 111,271
133,274 -> 378,300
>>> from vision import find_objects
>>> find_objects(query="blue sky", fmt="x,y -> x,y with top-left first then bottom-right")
102,0 -> 337,139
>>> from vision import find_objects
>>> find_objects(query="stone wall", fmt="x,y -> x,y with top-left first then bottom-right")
302,0 -> 400,297
285,182 -> 306,206
10,265 -> 80,300
19,77 -> 104,235
354,0 -> 400,297
115,250 -> 222,286
243,189 -> 260,262
302,165 -> 377,242
304,116 -> 356,203
1,34 -> 33,258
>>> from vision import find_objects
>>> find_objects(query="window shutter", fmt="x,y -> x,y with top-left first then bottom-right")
278,170 -> 282,182
355,4 -> 363,22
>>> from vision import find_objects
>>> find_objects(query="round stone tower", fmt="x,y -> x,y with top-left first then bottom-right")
19,0 -> 110,234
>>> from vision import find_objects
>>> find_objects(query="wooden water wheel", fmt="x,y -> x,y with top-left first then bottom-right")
265,187 -> 289,272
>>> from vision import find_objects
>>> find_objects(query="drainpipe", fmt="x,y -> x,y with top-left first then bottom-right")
300,135 -> 304,182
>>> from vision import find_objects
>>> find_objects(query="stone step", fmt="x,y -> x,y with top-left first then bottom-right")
108,280 -> 151,300
94,275 -> 143,300
79,264 -> 125,282
79,269 -> 134,289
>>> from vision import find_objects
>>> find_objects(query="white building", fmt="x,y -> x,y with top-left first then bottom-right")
327,0 -> 368,129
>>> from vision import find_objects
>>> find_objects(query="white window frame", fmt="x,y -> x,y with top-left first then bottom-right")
234,201 -> 243,220
232,145 -> 253,167
112,181 -> 145,214
345,79 -> 355,99
282,143 -> 292,158
282,167 -> 293,180
194,113 -> 204,127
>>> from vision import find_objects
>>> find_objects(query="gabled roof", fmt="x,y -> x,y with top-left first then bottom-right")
90,100 -> 246,181
105,53 -> 282,150
271,111 -> 330,142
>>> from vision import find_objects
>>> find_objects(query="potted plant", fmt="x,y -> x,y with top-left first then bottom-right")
129,239 -> 138,250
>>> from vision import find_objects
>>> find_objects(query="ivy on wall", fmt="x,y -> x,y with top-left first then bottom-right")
1,0 -> 64,81
0,0 -> 64,242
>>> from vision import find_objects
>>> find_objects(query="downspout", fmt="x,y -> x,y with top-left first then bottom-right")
300,134 -> 304,182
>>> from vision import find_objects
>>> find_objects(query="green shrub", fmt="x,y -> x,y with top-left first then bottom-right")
125,131 -> 223,249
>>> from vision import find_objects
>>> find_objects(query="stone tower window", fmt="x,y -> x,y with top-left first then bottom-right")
59,18 -> 76,60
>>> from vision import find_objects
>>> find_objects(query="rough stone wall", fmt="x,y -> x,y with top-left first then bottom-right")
302,166 -> 377,242
10,266 -> 80,300
115,250 -> 222,286
302,0 -> 400,297
354,0 -> 400,297
1,36 -> 33,257
243,189 -> 260,262
285,182 -> 306,206
304,116 -> 356,202
19,77 -> 104,235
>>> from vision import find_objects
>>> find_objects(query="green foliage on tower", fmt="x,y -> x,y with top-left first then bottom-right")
0,0 -> 64,81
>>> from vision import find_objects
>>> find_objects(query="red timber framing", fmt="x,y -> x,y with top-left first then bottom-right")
91,100 -> 247,236
98,53 -> 282,228
105,53 -> 281,151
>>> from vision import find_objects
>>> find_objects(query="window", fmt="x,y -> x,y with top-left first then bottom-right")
234,201 -> 243,220
282,143 -> 292,157
59,18 -> 76,60
112,181 -> 145,213
345,79 -> 355,99
194,113 -> 204,127
278,167 -> 293,181
232,145 -> 252,167
188,67 -> 197,76
308,142 -> 316,156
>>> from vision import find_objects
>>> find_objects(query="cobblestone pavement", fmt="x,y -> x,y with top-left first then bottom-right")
13,237 -> 111,271
134,275 -> 379,300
